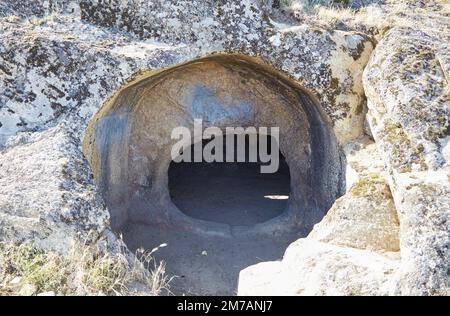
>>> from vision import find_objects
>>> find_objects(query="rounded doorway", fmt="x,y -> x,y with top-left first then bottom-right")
168,134 -> 291,226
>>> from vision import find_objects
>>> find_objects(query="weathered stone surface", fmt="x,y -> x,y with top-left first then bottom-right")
238,239 -> 399,296
0,0 -> 372,249
0,0 -> 373,147
0,0 -> 46,18
363,25 -> 450,295
0,124 -> 109,251
239,2 -> 449,296
76,0 -> 374,144
0,0 -> 448,296
0,14 -> 184,147
308,137 -> 400,253
309,173 -> 400,252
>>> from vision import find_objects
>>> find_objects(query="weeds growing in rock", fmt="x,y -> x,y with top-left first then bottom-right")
0,241 -> 171,296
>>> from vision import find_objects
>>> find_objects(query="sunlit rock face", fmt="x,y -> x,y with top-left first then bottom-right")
0,0 -> 370,252
0,1 -> 374,149
83,55 -> 345,236
0,0 -> 448,296
363,26 -> 450,296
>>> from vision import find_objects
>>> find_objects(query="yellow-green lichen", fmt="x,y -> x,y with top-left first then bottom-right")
382,121 -> 427,173
350,173 -> 392,198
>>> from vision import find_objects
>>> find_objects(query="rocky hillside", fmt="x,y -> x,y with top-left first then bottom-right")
0,0 -> 449,295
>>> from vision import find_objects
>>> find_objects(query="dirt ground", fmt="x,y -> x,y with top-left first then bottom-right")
123,159 -> 298,295
123,223 -> 301,295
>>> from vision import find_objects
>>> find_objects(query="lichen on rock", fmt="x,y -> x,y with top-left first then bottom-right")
0,0 -> 449,296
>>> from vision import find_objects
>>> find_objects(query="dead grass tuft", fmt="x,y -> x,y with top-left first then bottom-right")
0,241 -> 171,296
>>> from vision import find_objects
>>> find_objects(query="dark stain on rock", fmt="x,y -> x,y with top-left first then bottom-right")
0,64 -> 12,76
16,120 -> 27,127
48,84 -> 66,99
27,43 -> 48,67
27,91 -> 37,102
354,101 -> 364,115
51,102 -> 64,118
349,37 -> 366,61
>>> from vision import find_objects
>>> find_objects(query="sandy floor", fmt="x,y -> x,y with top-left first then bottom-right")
123,223 -> 301,295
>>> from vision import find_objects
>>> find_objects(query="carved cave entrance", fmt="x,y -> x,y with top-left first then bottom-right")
168,135 -> 291,226
83,54 -> 344,294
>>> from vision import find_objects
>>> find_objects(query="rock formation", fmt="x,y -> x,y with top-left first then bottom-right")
0,0 -> 448,295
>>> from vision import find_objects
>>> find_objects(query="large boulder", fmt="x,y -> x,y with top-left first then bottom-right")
0,125 -> 108,251
363,26 -> 450,295
309,173 -> 400,253
238,238 -> 399,296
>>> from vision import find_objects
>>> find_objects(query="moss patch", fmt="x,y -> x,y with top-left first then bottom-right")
350,173 -> 392,199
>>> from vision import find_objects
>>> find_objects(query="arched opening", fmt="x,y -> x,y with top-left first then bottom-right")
82,54 -> 345,294
168,134 -> 291,226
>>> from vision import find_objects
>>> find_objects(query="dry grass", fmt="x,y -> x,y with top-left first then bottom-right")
276,0 -> 386,32
0,241 -> 171,296
278,0 -> 448,35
